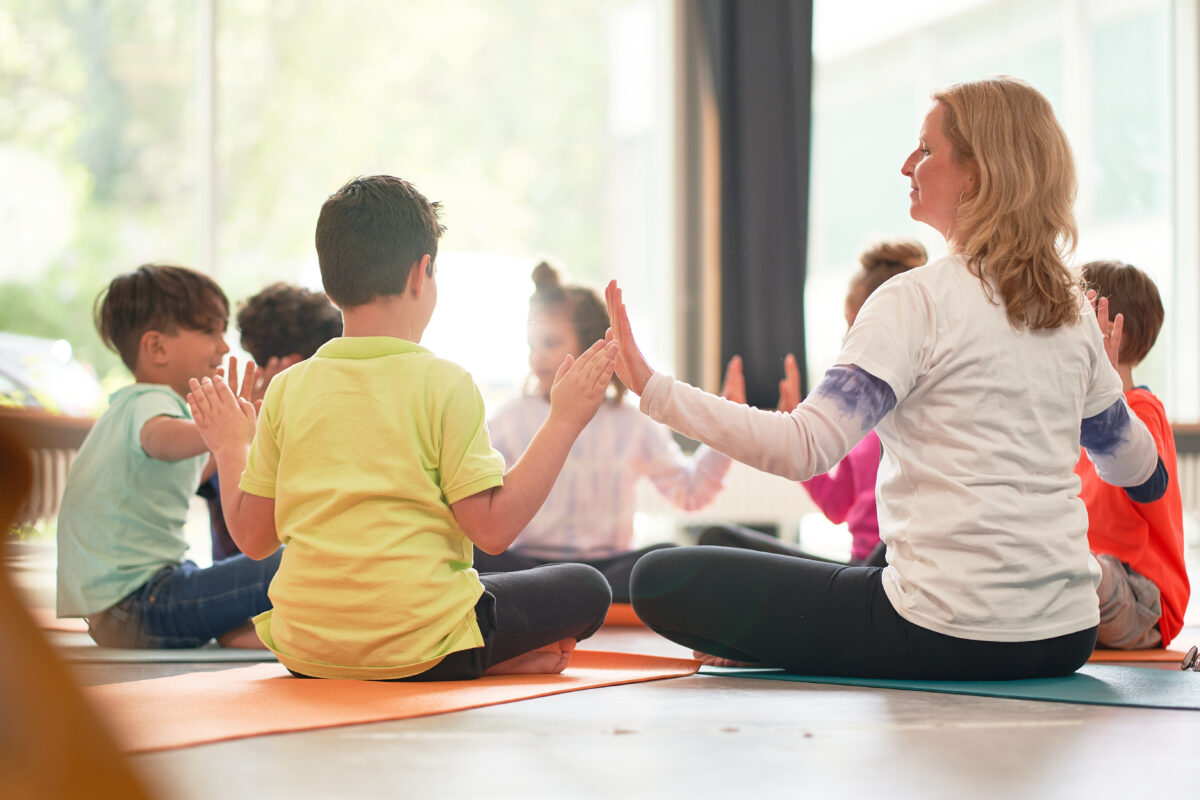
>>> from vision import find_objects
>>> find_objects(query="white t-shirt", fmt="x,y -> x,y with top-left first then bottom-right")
640,255 -> 1154,642
488,395 -> 731,559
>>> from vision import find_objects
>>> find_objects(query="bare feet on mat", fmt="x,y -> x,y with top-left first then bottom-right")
486,638 -> 578,675
693,650 -> 765,668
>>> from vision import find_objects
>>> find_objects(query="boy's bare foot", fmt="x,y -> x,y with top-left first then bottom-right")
217,621 -> 268,649
693,650 -> 765,668
485,638 -> 577,676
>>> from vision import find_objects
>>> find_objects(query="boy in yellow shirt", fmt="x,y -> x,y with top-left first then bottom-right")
188,175 -> 617,679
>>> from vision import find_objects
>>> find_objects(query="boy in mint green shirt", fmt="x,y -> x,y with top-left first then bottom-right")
56,263 -> 279,649
189,176 -> 616,679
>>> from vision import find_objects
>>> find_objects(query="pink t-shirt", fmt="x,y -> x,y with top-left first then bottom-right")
801,430 -> 881,562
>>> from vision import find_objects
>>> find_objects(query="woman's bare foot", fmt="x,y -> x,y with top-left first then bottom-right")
693,650 -> 765,668
217,621 -> 267,649
486,639 -> 577,676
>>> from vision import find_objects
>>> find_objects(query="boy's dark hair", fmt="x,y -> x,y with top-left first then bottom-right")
529,260 -> 625,401
236,283 -> 343,364
1081,260 -> 1164,366
314,175 -> 445,308
94,263 -> 229,372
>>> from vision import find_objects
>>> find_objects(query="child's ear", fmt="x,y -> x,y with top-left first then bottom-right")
140,330 -> 169,366
408,255 -> 432,297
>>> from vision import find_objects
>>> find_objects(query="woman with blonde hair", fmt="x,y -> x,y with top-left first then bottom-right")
604,76 -> 1166,680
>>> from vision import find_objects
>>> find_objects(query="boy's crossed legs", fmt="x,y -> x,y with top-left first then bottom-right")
86,550 -> 282,649
398,563 -> 611,681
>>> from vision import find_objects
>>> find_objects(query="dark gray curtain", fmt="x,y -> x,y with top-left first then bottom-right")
701,0 -> 813,407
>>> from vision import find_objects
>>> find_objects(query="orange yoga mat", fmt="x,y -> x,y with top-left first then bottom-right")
85,650 -> 699,754
603,602 -> 646,628
1087,630 -> 1200,664
1087,647 -> 1188,663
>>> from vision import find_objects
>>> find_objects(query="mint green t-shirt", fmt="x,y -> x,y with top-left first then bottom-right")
242,337 -> 506,680
56,384 -> 206,617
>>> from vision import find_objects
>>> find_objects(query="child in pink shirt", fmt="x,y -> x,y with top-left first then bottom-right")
699,239 -> 927,565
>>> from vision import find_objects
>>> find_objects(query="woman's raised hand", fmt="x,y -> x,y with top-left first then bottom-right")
604,280 -> 654,396
1087,289 -> 1124,371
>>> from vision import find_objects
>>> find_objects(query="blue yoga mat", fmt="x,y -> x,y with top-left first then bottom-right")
701,664 -> 1200,711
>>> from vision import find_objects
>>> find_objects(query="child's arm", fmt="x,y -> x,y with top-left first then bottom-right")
186,371 -> 280,560
140,355 -> 258,467
640,356 -> 742,510
451,339 -> 618,554
139,416 -> 208,462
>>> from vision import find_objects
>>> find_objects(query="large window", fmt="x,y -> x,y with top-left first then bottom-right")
1,1 -> 674,408
809,0 -> 1195,421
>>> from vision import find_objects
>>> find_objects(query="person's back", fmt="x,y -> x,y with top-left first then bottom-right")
847,255 -> 1115,639
189,175 -> 618,680
248,339 -> 504,676
1072,260 -> 1188,648
201,282 -> 342,562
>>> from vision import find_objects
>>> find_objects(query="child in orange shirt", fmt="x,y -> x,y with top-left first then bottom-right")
1077,260 -> 1189,649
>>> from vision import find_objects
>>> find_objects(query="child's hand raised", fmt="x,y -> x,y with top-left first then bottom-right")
547,339 -> 619,433
604,280 -> 654,395
214,356 -> 261,410
777,353 -> 801,413
187,374 -> 257,461
721,355 -> 746,405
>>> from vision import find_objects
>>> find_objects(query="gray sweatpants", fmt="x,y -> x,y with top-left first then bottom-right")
1095,553 -> 1163,650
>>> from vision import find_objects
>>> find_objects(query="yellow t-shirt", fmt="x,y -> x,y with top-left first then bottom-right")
241,337 -> 505,679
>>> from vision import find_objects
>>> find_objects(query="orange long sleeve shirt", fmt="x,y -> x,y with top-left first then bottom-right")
1075,388 -> 1189,646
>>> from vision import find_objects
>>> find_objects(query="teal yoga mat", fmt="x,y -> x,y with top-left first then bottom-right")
701,664 -> 1200,711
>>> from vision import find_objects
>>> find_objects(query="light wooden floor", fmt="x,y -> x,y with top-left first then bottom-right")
11,538 -> 1200,799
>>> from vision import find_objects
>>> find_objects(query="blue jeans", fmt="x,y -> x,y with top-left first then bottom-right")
87,551 -> 282,649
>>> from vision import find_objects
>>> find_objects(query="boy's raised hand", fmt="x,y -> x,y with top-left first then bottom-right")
604,280 -> 654,395
548,338 -> 619,432
187,373 -> 257,461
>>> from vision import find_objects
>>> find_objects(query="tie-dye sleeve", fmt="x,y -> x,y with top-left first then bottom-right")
639,365 -> 895,482
1080,397 -> 1165,500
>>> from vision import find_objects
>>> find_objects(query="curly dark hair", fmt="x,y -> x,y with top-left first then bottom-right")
236,283 -> 343,364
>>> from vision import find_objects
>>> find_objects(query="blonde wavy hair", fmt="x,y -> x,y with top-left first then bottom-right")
934,76 -> 1080,330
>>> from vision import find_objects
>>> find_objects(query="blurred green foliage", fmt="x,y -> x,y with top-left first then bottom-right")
1,0 -> 635,379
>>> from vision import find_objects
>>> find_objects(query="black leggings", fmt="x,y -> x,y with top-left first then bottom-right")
630,547 -> 1097,680
698,523 -> 888,567
290,563 -> 611,682
473,543 -> 675,602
